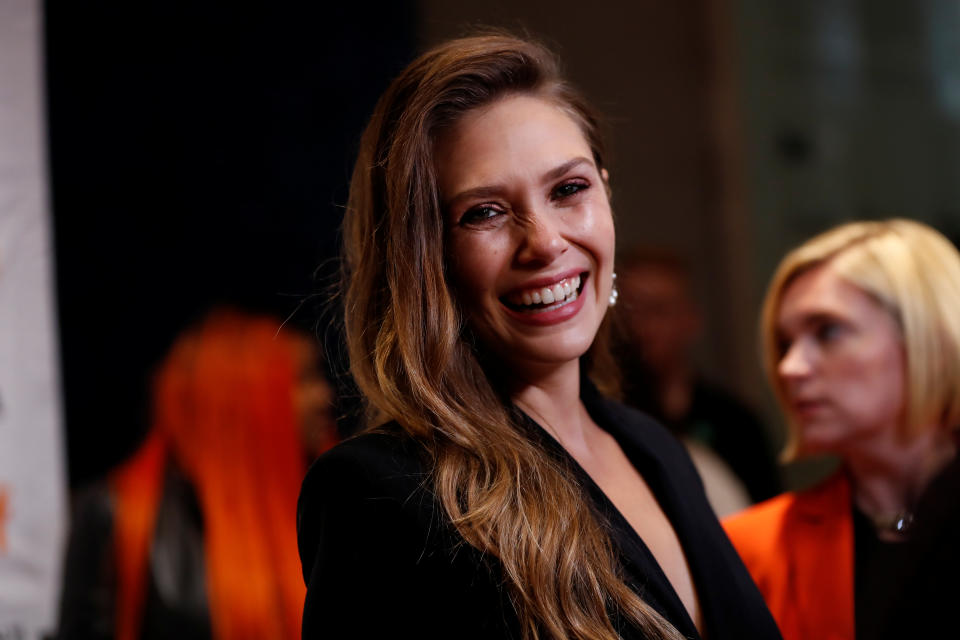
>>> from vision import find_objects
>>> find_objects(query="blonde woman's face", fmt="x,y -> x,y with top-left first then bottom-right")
775,263 -> 906,456
436,94 -> 615,381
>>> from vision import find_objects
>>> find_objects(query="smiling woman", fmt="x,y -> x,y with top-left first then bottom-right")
438,95 -> 614,369
296,34 -> 781,640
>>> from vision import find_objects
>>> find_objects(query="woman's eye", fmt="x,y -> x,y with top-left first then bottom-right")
459,205 -> 503,226
815,321 -> 844,344
551,180 -> 588,200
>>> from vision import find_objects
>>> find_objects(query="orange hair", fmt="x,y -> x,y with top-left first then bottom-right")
111,310 -> 307,640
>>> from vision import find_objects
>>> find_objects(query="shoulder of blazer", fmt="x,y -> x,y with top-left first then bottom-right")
302,424 -> 430,497
590,392 -> 710,495
588,391 -> 694,461
296,425 -> 435,581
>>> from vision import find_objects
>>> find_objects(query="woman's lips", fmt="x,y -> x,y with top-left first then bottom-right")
500,273 -> 588,326
503,274 -> 582,308
792,399 -> 828,418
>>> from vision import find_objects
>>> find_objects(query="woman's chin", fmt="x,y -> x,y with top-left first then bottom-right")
480,337 -> 590,377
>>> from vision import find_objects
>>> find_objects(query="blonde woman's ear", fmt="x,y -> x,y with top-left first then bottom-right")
601,168 -> 610,182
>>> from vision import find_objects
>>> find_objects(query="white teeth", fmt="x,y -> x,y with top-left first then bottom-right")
506,274 -> 583,309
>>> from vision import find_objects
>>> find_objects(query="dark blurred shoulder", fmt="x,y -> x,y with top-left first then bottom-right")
58,482 -> 116,640
296,423 -> 439,583
299,423 -> 429,507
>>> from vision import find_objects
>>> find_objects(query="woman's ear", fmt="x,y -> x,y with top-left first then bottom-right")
601,168 -> 611,198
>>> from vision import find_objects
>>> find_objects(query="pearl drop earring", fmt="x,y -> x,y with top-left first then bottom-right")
608,272 -> 619,307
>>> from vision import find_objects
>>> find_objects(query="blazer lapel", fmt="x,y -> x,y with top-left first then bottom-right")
786,473 -> 855,640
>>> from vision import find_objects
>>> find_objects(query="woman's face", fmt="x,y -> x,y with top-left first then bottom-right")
436,94 -> 615,381
775,263 -> 906,456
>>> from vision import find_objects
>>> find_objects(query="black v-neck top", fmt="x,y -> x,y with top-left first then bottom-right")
297,385 -> 781,640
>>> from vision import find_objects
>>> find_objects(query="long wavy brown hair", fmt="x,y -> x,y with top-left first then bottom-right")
342,34 -> 682,640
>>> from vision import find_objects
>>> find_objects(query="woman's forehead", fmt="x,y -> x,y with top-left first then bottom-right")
777,263 -> 896,332
433,95 -> 593,196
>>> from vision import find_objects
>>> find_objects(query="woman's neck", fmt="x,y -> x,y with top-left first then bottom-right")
510,359 -> 594,452
846,424 -> 957,533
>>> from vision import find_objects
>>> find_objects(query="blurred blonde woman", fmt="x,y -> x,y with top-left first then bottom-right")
724,219 -> 960,640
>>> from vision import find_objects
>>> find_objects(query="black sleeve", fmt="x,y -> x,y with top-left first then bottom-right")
57,484 -> 117,640
297,436 -> 441,638
296,434 -> 521,640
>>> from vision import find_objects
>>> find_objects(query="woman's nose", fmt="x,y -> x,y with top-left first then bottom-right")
515,214 -> 568,265
778,340 -> 813,380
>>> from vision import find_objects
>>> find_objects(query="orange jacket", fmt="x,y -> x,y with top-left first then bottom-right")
722,472 -> 854,640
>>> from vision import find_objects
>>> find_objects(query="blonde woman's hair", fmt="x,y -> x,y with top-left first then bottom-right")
342,33 -> 681,640
761,218 -> 960,459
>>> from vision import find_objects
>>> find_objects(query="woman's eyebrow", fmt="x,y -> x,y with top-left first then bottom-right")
444,185 -> 505,210
542,156 -> 594,183
779,311 -> 842,337
801,311 -> 843,328
444,156 -> 595,209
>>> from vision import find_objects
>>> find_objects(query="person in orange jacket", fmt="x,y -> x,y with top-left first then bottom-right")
58,310 -> 338,640
723,219 -> 960,640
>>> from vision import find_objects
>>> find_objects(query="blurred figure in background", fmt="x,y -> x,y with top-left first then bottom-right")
58,309 -> 337,640
615,249 -> 780,512
724,219 -> 960,640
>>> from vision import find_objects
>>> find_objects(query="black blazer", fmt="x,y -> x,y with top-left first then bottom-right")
297,386 -> 781,639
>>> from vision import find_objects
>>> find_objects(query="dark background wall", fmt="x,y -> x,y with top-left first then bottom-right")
46,1 -> 416,486
47,1 -> 960,490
